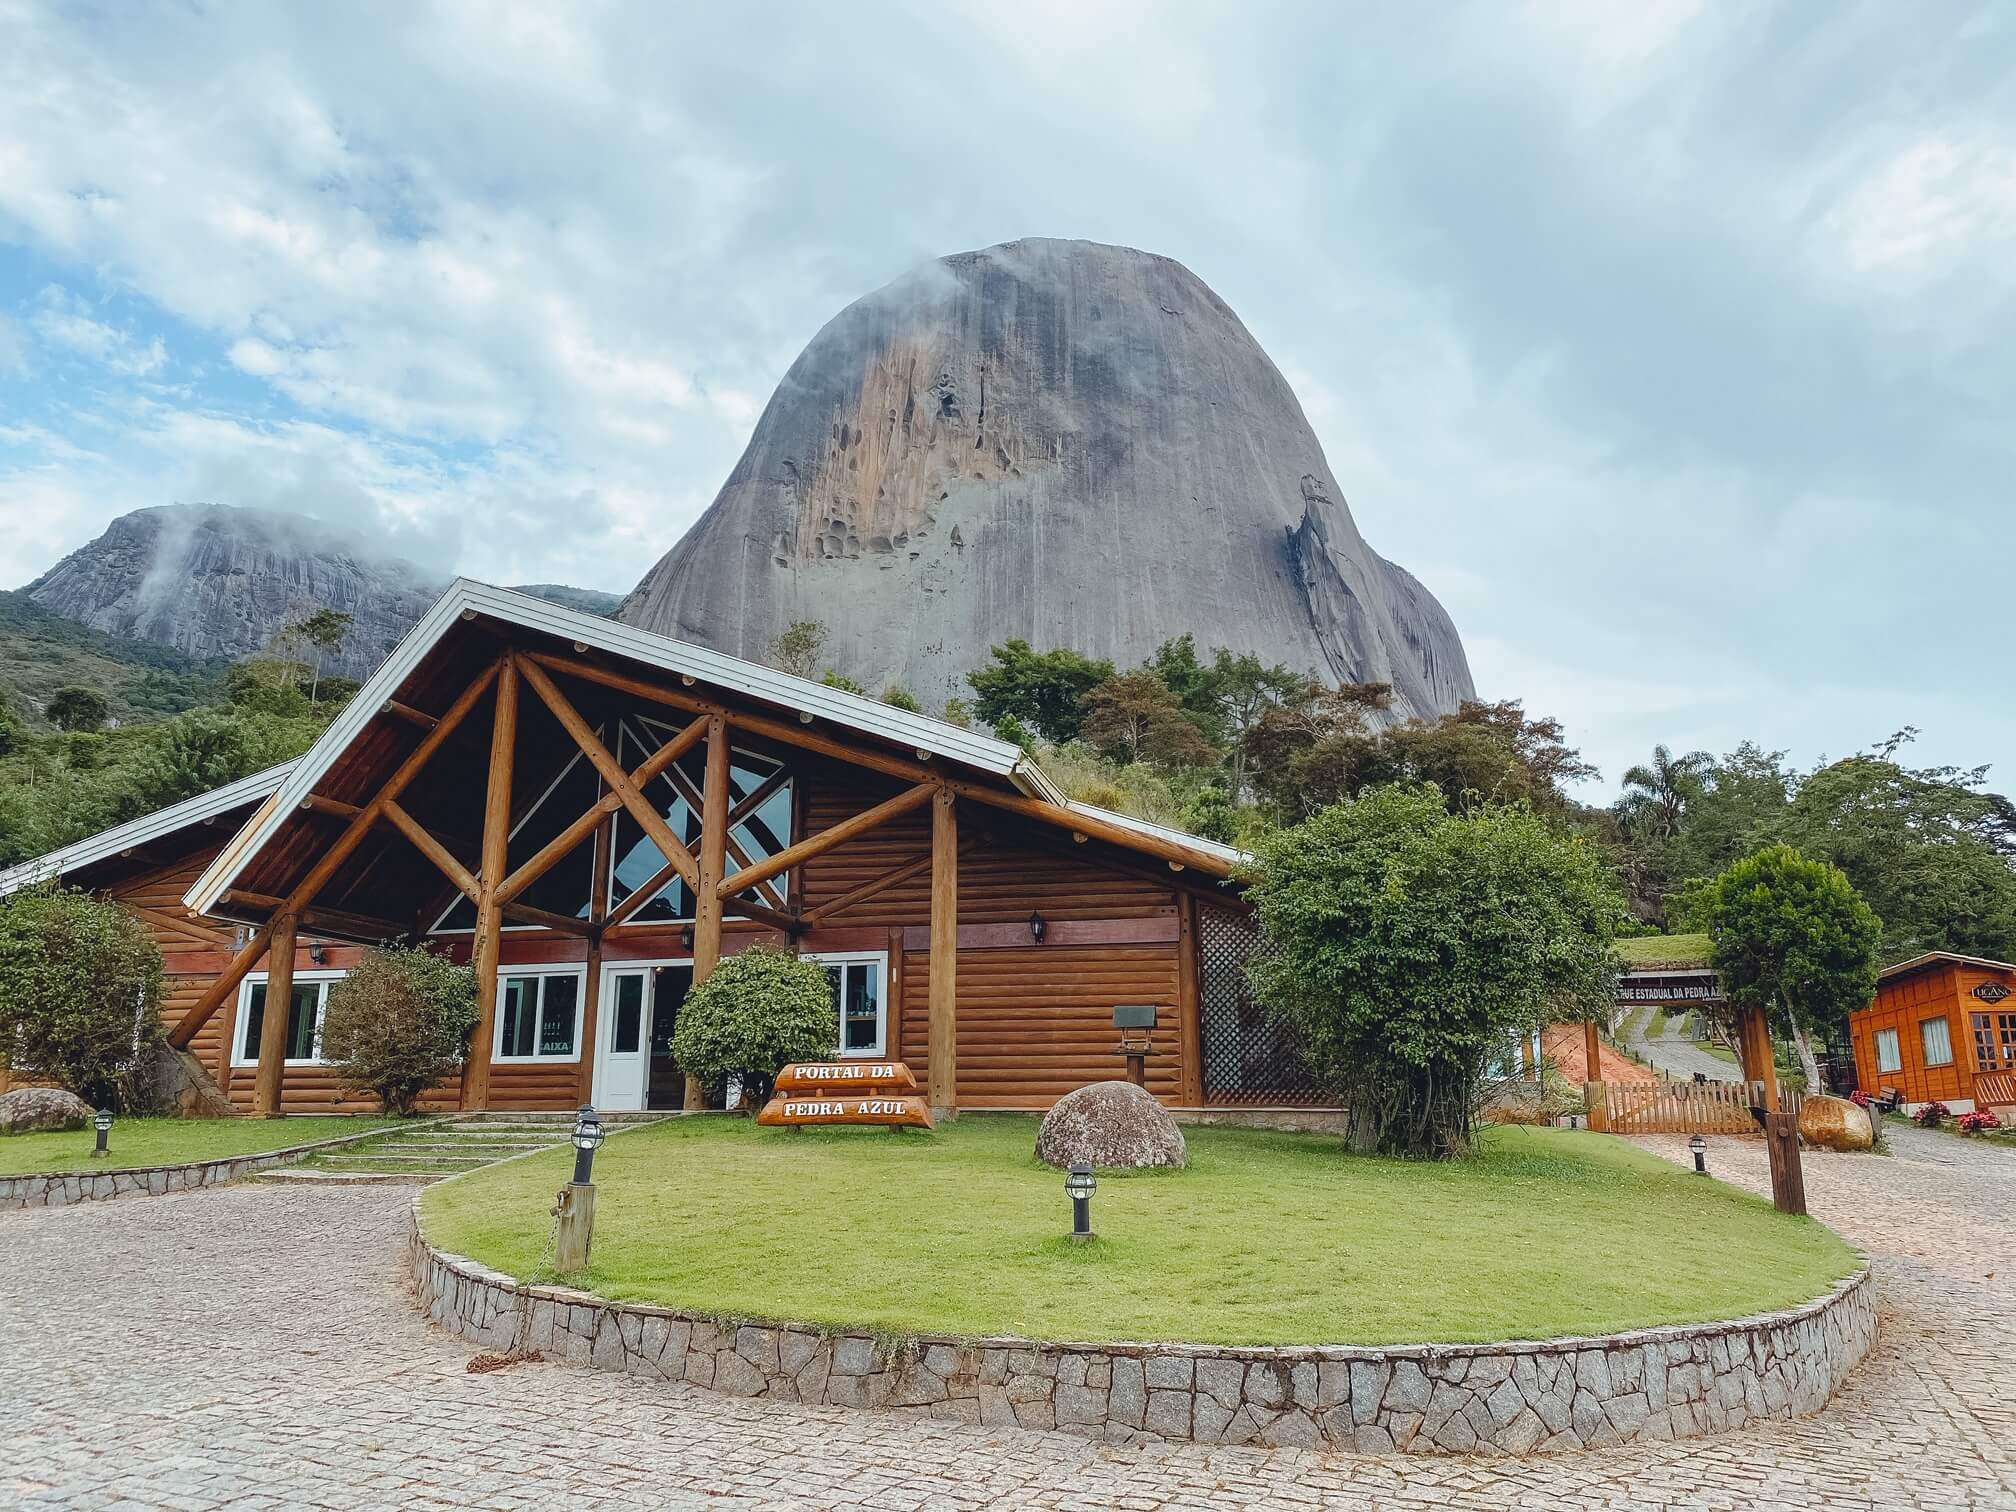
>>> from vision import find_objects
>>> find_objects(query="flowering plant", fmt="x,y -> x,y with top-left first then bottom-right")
1848,1089 -> 1871,1108
1956,1109 -> 2003,1135
1912,1100 -> 1950,1127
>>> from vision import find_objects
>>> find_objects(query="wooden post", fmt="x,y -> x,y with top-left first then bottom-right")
928,786 -> 957,1119
463,659 -> 519,1112
554,1181 -> 597,1272
1583,1018 -> 1602,1082
251,912 -> 299,1117
577,816 -> 612,1105
1742,1005 -> 1781,1113
1176,894 -> 1203,1106
685,715 -> 730,1111
1763,1109 -> 1806,1214
885,926 -> 906,1065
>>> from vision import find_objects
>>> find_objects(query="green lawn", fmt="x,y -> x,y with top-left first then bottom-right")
421,1116 -> 1857,1347
0,1115 -> 402,1176
1615,933 -> 1713,969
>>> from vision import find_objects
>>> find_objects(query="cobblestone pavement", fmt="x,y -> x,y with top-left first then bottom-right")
3,1127 -> 2011,1511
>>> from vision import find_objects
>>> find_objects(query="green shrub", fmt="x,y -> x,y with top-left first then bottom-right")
0,885 -> 164,1110
319,946 -> 478,1115
670,944 -> 836,1107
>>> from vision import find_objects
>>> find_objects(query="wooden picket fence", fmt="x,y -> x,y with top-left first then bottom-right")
1598,1079 -> 1805,1135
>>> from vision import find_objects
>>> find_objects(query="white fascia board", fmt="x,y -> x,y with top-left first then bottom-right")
184,580 -> 1061,915
1060,798 -> 1249,869
0,760 -> 298,898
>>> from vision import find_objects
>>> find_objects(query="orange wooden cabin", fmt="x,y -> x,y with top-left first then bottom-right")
4,582 -> 1322,1120
1848,951 -> 2016,1115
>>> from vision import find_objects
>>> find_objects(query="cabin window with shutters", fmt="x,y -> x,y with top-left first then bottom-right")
233,972 -> 344,1066
805,952 -> 885,1058
493,970 -> 583,1063
1874,1028 -> 1902,1074
1920,1016 -> 1954,1069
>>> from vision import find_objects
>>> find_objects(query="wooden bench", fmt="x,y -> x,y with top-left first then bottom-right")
1975,1072 -> 2016,1118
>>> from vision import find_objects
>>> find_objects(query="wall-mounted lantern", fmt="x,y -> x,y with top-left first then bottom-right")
1028,909 -> 1046,943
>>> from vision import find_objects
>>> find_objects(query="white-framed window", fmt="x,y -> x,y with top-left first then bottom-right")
233,971 -> 346,1067
1874,1027 -> 1902,1074
1920,1016 -> 1954,1068
494,969 -> 585,1062
806,951 -> 887,1058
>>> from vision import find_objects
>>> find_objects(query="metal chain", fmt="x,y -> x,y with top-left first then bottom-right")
503,1188 -> 568,1359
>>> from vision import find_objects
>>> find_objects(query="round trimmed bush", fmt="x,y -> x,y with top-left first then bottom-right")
319,946 -> 477,1115
0,884 -> 163,1110
670,944 -> 836,1108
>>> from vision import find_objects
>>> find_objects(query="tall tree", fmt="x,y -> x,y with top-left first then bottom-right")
1243,785 -> 1623,1158
967,639 -> 1115,744
1079,670 -> 1220,768
1769,741 -> 2016,963
45,686 -> 110,733
284,607 -> 353,703
768,621 -> 828,679
1617,744 -> 1711,842
1702,844 -> 1882,1087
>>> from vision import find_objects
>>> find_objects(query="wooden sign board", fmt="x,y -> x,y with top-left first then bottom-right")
773,1061 -> 919,1093
758,1060 -> 933,1130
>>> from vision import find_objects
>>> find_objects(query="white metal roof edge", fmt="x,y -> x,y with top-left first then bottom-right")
0,759 -> 298,899
185,579 -> 1226,913
1877,948 -> 2016,981
1061,799 -> 1248,869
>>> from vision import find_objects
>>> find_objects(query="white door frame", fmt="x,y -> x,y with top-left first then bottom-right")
594,957 -> 692,1109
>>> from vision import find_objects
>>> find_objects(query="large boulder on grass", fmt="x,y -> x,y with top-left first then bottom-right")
1799,1093 -> 1874,1153
0,1086 -> 94,1135
1036,1080 -> 1187,1170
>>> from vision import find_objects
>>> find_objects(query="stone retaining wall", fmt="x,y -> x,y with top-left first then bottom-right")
407,1200 -> 1875,1455
1,1120 -> 434,1210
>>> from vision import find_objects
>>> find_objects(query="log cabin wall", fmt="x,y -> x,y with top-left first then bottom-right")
1848,956 -> 2016,1110
100,846 -> 466,1115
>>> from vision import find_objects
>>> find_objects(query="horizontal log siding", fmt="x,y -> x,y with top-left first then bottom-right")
900,945 -> 1183,1107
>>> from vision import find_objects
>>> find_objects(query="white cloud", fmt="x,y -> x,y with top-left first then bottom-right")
0,0 -> 2012,799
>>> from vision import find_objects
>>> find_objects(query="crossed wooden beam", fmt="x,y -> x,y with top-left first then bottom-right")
168,641 -> 1235,1114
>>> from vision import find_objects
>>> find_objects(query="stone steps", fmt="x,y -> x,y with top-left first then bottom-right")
258,1112 -> 667,1184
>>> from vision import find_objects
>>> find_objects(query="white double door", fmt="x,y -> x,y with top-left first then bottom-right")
594,962 -> 689,1111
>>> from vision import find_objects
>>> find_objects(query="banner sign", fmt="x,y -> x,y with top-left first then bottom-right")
758,1061 -> 933,1129
1615,974 -> 1723,1005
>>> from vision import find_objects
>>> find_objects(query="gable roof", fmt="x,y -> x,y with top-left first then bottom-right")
184,580 -> 1240,918
1877,949 -> 2016,983
0,761 -> 298,898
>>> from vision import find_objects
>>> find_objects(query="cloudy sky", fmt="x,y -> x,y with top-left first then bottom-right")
1,1 -> 2010,797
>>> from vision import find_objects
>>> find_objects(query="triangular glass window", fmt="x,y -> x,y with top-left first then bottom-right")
433,727 -> 604,933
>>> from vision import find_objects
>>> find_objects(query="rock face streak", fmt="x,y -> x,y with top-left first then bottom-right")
621,239 -> 1473,718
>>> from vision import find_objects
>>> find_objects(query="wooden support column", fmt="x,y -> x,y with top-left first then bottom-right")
1583,1018 -> 1607,1132
577,817 -> 612,1105
250,912 -> 299,1117
928,786 -> 958,1118
462,660 -> 519,1111
1176,893 -> 1203,1106
683,716 -> 731,1109
1741,1004 -> 1781,1113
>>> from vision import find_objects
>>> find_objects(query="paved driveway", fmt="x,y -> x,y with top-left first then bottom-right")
1618,1008 -> 1741,1084
3,1125 -> 2011,1511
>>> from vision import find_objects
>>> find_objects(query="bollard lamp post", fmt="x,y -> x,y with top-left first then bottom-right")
571,1103 -> 606,1184
1064,1161 -> 1096,1243
555,1104 -> 606,1273
1689,1133 -> 1708,1175
93,1109 -> 113,1159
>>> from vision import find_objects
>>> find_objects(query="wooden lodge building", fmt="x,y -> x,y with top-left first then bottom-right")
3,583 -> 1320,1119
1848,951 -> 2016,1117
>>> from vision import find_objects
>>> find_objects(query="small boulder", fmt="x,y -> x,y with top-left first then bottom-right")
1036,1080 -> 1187,1170
0,1086 -> 94,1136
1798,1093 -> 1874,1153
